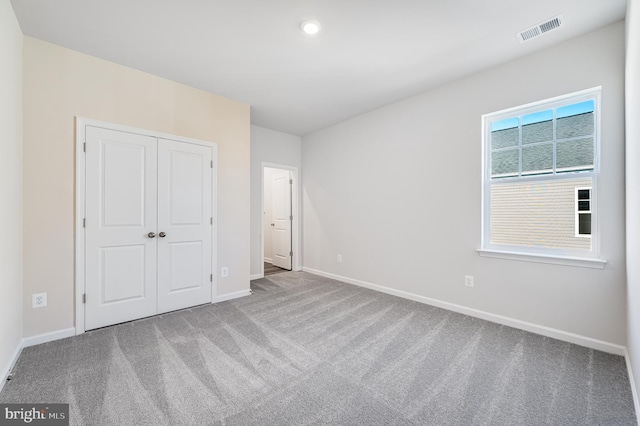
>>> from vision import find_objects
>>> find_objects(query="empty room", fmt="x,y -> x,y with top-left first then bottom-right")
1,0 -> 640,424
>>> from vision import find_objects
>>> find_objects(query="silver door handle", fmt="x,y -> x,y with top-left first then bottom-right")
148,232 -> 156,238
159,232 -> 166,238
271,223 -> 275,226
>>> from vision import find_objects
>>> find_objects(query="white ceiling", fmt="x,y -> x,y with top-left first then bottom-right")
10,0 -> 628,136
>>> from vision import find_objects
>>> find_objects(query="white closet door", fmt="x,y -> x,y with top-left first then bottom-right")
157,138 -> 212,313
85,126 -> 158,330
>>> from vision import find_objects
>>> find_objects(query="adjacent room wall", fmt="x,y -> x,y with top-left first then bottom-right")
626,0 -> 640,410
250,125 -> 302,277
302,22 -> 626,345
0,0 -> 23,385
22,37 -> 250,337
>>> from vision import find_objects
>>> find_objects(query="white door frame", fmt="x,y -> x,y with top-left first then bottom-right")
261,162 -> 301,278
75,117 -> 218,335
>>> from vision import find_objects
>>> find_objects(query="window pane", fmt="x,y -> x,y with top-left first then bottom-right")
557,100 -> 594,118
491,149 -> 519,177
523,110 -> 553,125
578,200 -> 590,211
557,111 -> 594,139
578,213 -> 592,235
522,120 -> 553,145
557,138 -> 594,171
522,110 -> 553,144
491,127 -> 518,149
577,189 -> 591,200
522,144 -> 553,175
491,117 -> 519,132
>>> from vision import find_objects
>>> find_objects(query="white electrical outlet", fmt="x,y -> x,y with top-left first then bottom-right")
221,267 -> 229,277
33,292 -> 47,308
465,275 -> 474,288
337,254 -> 342,263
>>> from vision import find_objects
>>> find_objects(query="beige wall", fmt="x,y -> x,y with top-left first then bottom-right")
302,22 -> 626,345
626,0 -> 640,411
0,0 -> 23,383
23,37 -> 250,337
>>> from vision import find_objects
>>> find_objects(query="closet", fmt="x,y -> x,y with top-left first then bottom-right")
81,124 -> 214,330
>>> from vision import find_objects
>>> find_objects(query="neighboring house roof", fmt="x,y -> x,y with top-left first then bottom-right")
491,112 -> 594,176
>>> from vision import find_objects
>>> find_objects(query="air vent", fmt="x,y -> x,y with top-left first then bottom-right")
517,15 -> 564,43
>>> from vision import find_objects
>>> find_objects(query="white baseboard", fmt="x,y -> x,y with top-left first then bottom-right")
22,328 -> 76,348
214,289 -> 252,303
1,327 -> 76,393
264,258 -> 273,263
625,348 -> 640,424
250,274 -> 264,280
0,339 -> 23,393
302,267 -> 626,356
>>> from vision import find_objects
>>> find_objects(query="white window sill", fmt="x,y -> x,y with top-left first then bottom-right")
477,249 -> 607,269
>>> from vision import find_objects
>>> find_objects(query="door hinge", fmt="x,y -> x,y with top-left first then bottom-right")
210,274 -> 213,282
290,251 -> 293,257
211,160 -> 213,168
289,215 -> 293,221
83,143 -> 86,153
82,293 -> 86,304
83,218 -> 86,228
289,179 -> 293,184
210,217 -> 213,225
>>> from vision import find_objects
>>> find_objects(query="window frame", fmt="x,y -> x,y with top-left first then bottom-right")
480,87 -> 602,264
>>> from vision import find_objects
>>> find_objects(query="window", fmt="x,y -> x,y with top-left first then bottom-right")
481,88 -> 601,261
576,188 -> 592,237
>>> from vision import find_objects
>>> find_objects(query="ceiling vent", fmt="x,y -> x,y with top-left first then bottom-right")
516,15 -> 564,43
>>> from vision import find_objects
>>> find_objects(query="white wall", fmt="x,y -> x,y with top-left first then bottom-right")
250,125 -> 302,277
302,22 -> 626,346
0,0 -> 23,386
22,37 -> 250,337
626,0 -> 640,412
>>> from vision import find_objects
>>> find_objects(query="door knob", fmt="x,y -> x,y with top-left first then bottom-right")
271,223 -> 275,227
148,232 -> 156,238
159,232 -> 166,238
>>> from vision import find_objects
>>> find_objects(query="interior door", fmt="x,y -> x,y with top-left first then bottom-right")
271,170 -> 292,270
85,126 -> 158,330
157,138 -> 213,313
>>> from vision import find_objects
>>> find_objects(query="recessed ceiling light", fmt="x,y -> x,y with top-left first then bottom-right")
301,20 -> 321,35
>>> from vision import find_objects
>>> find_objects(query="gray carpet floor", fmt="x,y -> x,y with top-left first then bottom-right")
1,272 -> 636,425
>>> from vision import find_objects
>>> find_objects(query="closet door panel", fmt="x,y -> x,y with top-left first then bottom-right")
157,138 -> 213,313
84,126 -> 158,330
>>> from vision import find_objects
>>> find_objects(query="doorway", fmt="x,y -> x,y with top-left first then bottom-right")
261,163 -> 300,277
